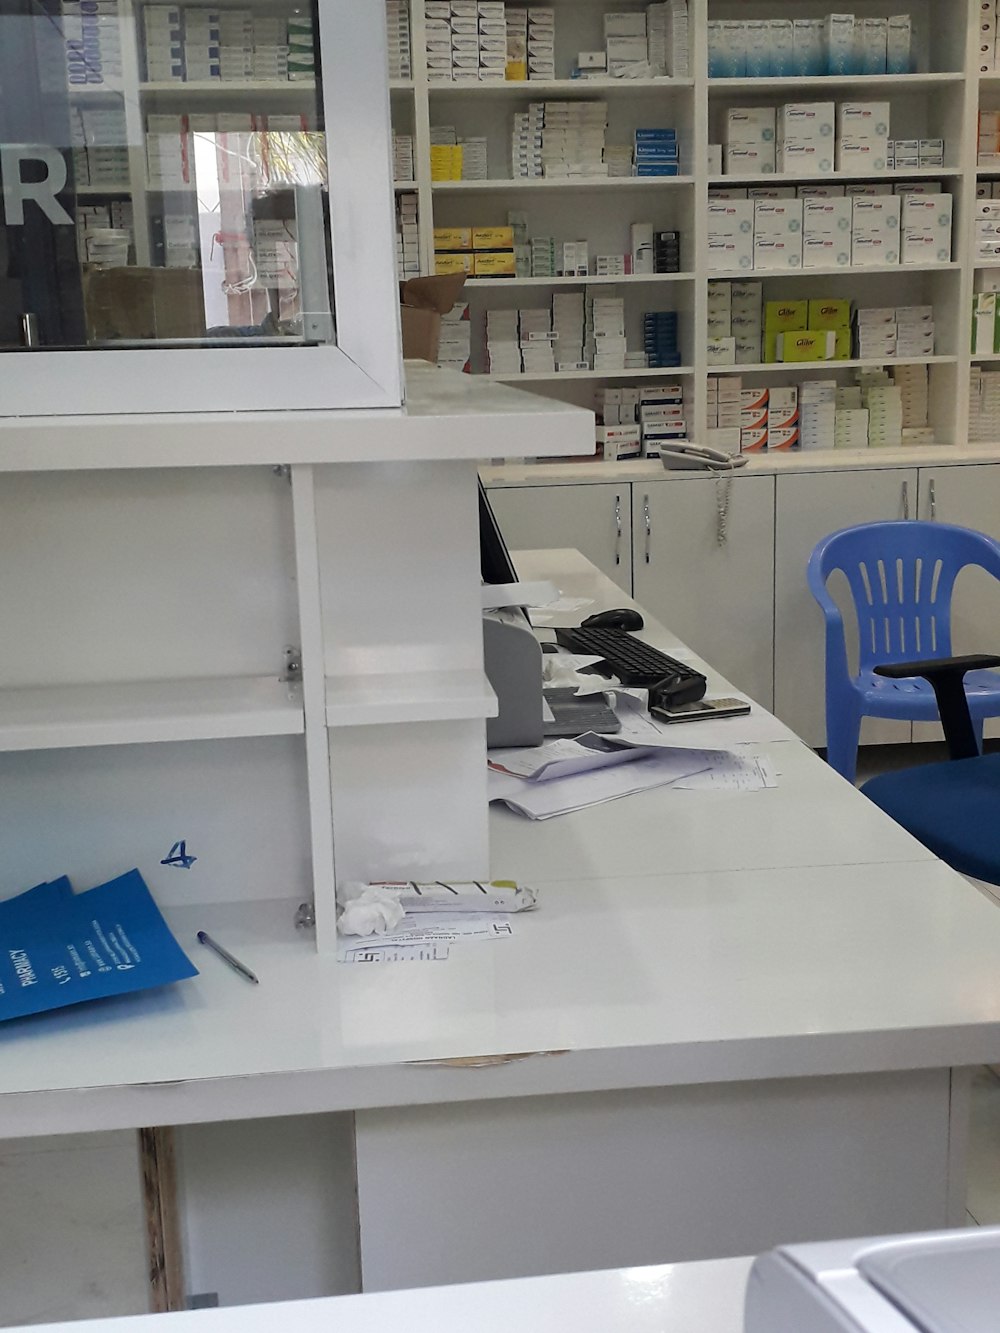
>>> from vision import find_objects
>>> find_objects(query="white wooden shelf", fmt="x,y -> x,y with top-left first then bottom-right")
75,183 -> 131,195
432,176 -> 694,193
467,273 -> 694,289
708,356 -> 958,376
428,77 -> 694,96
393,180 -> 417,191
140,79 -> 314,95
708,72 -> 964,93
325,670 -> 497,727
0,677 -> 304,752
707,262 -> 960,279
389,78 -> 414,91
710,167 -> 962,186
489,367 -> 693,382
971,353 -> 1000,362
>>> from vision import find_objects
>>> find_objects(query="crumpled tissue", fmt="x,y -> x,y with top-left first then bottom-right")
337,885 -> 406,937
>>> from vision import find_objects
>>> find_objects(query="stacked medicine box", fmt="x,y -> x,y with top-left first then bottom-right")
708,14 -> 912,78
385,0 -> 412,80
63,0 -> 124,87
425,1 -> 510,83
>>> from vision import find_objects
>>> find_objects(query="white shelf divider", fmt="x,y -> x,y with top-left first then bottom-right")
0,677 -> 303,752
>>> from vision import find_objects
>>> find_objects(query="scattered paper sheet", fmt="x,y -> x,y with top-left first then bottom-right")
542,653 -> 614,694
337,913 -> 516,962
482,581 -> 559,610
488,750 -> 712,820
669,752 -> 778,792
490,736 -> 652,782
529,597 -> 594,624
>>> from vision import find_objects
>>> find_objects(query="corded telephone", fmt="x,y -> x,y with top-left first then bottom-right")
658,443 -> 749,472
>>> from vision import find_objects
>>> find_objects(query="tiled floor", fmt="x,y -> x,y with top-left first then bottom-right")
852,742 -> 1000,1229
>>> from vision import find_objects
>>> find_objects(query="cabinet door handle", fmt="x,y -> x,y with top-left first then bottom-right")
902,480 -> 910,520
929,479 -> 936,521
643,494 -> 651,564
614,494 -> 622,566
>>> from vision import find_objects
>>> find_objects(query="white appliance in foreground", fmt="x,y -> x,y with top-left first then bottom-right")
746,1227 -> 1000,1332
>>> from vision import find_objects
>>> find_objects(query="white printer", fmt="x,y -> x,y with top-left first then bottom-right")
745,1226 -> 1000,1332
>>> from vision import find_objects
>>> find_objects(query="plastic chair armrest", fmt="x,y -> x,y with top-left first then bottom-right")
874,653 -> 1000,680
874,655 -> 1000,759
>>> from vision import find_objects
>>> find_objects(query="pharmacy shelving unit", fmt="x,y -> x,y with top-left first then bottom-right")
390,0 -> 1000,449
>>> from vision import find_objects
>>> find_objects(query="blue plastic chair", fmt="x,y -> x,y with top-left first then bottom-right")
807,521 -> 1000,782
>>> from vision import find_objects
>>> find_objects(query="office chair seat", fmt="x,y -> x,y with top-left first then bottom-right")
863,752 -> 1000,886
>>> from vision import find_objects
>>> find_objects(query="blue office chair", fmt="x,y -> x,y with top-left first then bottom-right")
862,654 -> 1000,886
808,521 -> 1000,782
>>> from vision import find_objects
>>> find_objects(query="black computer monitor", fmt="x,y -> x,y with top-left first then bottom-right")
479,480 -> 518,586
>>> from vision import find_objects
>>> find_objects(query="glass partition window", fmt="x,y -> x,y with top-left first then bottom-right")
0,0 -> 401,414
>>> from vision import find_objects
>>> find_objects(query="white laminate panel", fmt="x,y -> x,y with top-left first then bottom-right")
633,475 -> 776,709
488,483 -> 634,593
5,1258 -> 753,1333
3,861 -> 1000,1135
356,1069 -> 950,1291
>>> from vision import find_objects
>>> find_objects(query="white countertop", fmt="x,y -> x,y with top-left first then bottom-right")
3,551 -> 1000,1138
0,365 -> 595,471
10,1258 -> 752,1333
482,443 -> 1000,486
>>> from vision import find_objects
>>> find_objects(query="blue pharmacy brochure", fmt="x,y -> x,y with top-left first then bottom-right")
0,868 -> 198,1022
0,877 -> 74,927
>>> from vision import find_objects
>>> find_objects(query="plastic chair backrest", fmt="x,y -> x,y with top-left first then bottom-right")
808,521 -> 1000,671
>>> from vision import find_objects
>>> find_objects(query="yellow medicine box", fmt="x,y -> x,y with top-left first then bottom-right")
764,299 -> 810,362
434,228 -> 473,252
808,299 -> 852,330
775,329 -> 836,362
472,226 -> 515,250
435,252 -> 475,276
473,251 -> 517,276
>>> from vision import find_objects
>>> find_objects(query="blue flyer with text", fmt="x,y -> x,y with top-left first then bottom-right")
0,869 -> 198,1022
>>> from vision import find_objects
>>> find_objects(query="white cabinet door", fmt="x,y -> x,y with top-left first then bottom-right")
485,483 -> 634,595
914,463 -> 1000,741
774,469 -> 918,749
633,475 -> 776,709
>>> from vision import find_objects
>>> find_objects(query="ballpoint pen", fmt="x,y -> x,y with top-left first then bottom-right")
197,930 -> 259,985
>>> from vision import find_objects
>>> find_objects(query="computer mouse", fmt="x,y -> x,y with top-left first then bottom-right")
649,672 -> 707,709
582,608 -> 645,632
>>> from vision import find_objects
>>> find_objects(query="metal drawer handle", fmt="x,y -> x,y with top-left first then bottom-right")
644,494 -> 651,564
615,495 -> 622,566
902,480 -> 910,520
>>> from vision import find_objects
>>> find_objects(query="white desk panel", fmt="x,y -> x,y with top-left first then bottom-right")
490,736 -> 934,880
3,860 -> 1000,1136
10,1259 -> 752,1333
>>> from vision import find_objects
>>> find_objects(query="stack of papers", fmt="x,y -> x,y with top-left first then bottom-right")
489,737 -> 776,820
0,870 -> 198,1022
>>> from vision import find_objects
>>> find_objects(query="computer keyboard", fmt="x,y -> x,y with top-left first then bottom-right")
554,625 -> 708,695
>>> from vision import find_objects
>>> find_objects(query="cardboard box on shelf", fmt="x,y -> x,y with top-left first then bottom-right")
399,273 -> 468,361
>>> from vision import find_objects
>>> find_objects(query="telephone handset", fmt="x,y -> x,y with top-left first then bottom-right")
658,443 -> 748,472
